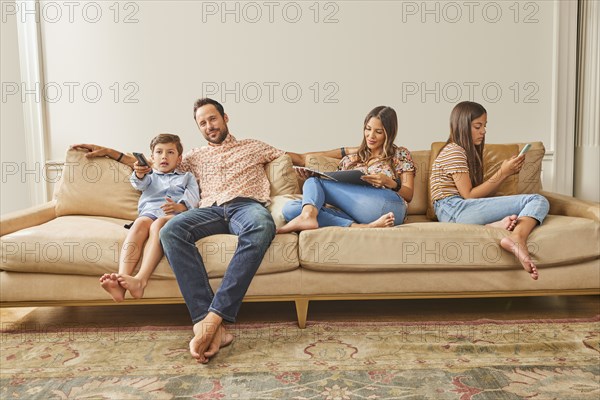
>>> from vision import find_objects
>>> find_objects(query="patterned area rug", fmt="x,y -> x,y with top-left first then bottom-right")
2,317 -> 599,399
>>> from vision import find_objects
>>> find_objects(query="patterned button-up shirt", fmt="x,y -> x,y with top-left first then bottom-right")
180,134 -> 285,207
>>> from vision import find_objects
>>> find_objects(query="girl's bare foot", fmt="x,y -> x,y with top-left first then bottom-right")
117,275 -> 146,299
487,215 -> 518,231
277,213 -> 318,234
500,236 -> 539,280
367,212 -> 395,228
99,273 -> 126,302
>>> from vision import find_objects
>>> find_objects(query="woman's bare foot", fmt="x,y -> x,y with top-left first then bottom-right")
117,274 -> 146,299
367,212 -> 395,228
487,215 -> 518,231
500,236 -> 539,280
99,273 -> 126,302
277,213 -> 318,234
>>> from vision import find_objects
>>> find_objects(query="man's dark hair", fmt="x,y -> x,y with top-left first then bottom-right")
193,98 -> 225,120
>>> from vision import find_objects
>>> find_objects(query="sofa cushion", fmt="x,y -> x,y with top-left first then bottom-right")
426,142 -> 544,220
265,154 -> 300,196
54,149 -> 140,220
0,216 -> 299,278
297,215 -> 599,272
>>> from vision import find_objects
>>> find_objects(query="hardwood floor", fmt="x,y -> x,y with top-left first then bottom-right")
2,295 -> 599,329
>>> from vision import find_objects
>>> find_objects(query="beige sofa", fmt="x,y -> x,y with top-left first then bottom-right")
1,143 -> 599,328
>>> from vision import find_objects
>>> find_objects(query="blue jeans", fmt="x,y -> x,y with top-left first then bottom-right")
282,177 -> 407,227
433,194 -> 549,225
160,198 -> 276,323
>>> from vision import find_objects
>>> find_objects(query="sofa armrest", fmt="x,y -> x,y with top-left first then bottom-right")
0,201 -> 57,236
540,190 -> 600,222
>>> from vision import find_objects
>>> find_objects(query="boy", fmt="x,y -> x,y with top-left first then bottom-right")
100,133 -> 200,301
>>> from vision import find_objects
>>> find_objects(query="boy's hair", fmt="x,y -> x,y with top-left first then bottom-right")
193,98 -> 225,120
150,133 -> 183,155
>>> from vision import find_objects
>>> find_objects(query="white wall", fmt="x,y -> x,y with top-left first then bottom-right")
1,0 -> 31,214
1,0 -> 593,212
35,1 -> 555,156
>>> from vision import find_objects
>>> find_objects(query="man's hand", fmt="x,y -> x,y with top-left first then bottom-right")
71,143 -> 112,158
161,197 -> 187,215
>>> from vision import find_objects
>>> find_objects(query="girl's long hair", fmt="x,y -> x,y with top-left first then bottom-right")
350,106 -> 399,177
447,101 -> 487,186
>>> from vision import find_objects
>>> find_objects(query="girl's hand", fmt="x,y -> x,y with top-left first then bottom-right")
361,173 -> 393,189
500,155 -> 525,177
161,197 -> 187,215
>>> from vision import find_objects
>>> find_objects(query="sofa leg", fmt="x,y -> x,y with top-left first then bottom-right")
294,298 -> 309,329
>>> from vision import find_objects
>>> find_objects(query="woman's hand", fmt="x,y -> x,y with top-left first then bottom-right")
161,198 -> 187,215
361,173 -> 394,189
500,155 -> 525,177
294,167 -> 316,181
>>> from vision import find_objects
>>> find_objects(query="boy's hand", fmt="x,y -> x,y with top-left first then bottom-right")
133,161 -> 152,179
161,197 -> 187,214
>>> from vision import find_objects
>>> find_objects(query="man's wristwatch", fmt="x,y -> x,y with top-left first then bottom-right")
392,178 -> 402,192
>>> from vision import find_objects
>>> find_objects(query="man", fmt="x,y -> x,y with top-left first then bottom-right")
73,98 -> 353,362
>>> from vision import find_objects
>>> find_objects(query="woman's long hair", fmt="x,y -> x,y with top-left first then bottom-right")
447,101 -> 487,187
350,106 -> 399,177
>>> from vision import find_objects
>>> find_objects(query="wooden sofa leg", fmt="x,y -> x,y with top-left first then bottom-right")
294,298 -> 309,329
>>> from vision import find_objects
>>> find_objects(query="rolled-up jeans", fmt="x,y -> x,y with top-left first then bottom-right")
160,198 -> 276,323
282,177 -> 407,227
433,194 -> 549,225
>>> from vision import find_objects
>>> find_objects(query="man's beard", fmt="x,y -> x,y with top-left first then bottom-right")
205,126 -> 229,144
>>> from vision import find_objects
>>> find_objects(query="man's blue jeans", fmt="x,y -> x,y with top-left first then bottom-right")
160,198 -> 276,323
433,194 -> 550,225
282,177 -> 407,227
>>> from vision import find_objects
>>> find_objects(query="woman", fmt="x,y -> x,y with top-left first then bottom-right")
277,106 -> 416,233
430,101 -> 549,280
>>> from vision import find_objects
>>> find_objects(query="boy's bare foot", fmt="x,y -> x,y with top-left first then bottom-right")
367,212 -> 395,228
117,275 -> 146,299
203,324 -> 234,359
487,215 -> 518,231
276,213 -> 318,234
500,236 -> 539,280
99,273 -> 126,302
189,313 -> 223,363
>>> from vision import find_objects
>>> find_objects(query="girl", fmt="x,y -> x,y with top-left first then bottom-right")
430,101 -> 549,280
277,106 -> 416,233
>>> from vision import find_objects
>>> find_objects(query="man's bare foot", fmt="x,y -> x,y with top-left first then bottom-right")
367,212 -> 395,228
117,275 -> 146,299
500,236 -> 539,280
99,273 -> 126,302
276,213 -> 318,234
487,215 -> 518,231
189,313 -> 223,363
204,324 -> 234,359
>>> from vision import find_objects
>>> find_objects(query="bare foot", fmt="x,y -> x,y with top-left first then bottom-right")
367,212 -> 395,228
117,274 -> 146,299
204,324 -> 234,359
500,236 -> 539,280
189,314 -> 222,363
276,213 -> 318,234
99,273 -> 126,302
487,215 -> 518,231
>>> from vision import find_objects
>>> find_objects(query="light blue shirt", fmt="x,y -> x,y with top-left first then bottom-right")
130,170 -> 200,216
